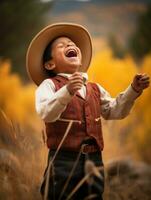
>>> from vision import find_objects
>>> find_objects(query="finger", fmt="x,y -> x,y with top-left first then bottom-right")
73,83 -> 83,89
144,81 -> 150,86
140,76 -> 150,81
139,81 -> 150,86
69,82 -> 83,88
141,82 -> 150,89
139,80 -> 150,85
69,76 -> 83,82
72,72 -> 81,76
73,85 -> 83,89
135,74 -> 143,79
69,80 -> 84,86
142,84 -> 150,89
142,81 -> 150,85
71,72 -> 83,78
72,86 -> 83,92
139,77 -> 150,84
69,82 -> 83,87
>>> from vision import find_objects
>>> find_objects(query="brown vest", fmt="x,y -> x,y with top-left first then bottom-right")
45,75 -> 104,151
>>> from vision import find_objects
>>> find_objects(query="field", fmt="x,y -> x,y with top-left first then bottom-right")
0,51 -> 151,199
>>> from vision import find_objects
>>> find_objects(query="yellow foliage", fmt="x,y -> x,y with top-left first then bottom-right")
88,48 -> 137,96
0,60 -> 36,124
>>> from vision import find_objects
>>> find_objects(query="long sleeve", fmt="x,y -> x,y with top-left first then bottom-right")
97,84 -> 141,120
35,79 -> 72,122
35,77 -> 141,123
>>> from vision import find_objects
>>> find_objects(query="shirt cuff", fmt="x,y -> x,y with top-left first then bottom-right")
124,85 -> 142,101
57,85 -> 73,106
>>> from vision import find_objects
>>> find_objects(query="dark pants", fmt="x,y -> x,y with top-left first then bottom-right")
41,149 -> 104,200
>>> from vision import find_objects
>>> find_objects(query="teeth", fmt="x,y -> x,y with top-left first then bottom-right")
66,49 -> 77,57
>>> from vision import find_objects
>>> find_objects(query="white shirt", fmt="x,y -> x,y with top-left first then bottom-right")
35,73 -> 140,122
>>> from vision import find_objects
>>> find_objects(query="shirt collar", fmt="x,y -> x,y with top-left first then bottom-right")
57,72 -> 88,82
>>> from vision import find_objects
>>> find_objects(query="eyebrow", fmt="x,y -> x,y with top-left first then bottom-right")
56,40 -> 75,46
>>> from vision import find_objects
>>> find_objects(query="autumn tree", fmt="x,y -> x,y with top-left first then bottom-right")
129,5 -> 151,60
108,34 -> 126,59
0,0 -> 53,78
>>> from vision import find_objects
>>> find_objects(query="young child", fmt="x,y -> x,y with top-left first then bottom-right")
26,23 -> 150,200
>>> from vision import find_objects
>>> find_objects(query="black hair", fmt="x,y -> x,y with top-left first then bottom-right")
42,38 -> 57,77
43,35 -> 69,64
42,36 -> 68,77
43,42 -> 52,64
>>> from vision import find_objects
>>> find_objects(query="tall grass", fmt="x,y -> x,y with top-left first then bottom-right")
104,159 -> 151,200
0,111 -> 151,199
0,109 -> 47,200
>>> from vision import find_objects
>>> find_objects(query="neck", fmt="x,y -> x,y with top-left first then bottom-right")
57,72 -> 88,81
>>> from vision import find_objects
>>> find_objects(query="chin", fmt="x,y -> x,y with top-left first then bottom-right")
65,58 -> 81,66
66,68 -> 78,74
69,62 -> 81,68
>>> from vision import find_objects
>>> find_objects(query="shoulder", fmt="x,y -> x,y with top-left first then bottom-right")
88,82 -> 100,92
36,78 -> 55,93
87,82 -> 101,97
88,82 -> 110,97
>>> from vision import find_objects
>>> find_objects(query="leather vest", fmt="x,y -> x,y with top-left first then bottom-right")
45,75 -> 104,151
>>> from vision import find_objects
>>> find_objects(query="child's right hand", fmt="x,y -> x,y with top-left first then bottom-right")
67,72 -> 83,95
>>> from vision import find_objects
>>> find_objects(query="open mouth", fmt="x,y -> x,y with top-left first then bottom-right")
65,49 -> 77,58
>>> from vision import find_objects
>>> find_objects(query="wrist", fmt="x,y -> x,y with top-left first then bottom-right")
67,85 -> 74,96
131,83 -> 142,93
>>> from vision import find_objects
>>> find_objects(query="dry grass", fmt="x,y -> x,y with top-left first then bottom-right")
0,111 -> 151,200
104,158 -> 151,200
0,110 -> 45,200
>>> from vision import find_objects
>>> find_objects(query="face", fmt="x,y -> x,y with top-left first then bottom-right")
49,37 -> 82,74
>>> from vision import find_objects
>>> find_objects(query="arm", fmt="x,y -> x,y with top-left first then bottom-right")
35,72 -> 83,122
98,73 -> 150,120
98,84 -> 141,120
35,79 -> 72,122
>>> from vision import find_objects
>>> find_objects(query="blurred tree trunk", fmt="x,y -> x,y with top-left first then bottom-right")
129,5 -> 151,60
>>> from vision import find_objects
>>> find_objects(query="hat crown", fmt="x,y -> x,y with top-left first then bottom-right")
26,23 -> 92,85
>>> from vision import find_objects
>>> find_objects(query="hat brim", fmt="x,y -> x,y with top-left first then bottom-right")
26,23 -> 92,85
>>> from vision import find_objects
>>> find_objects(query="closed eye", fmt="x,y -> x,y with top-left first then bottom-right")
69,42 -> 76,46
57,43 -> 64,48
57,42 -> 77,48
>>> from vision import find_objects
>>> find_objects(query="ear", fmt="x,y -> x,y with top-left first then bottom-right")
44,60 -> 56,71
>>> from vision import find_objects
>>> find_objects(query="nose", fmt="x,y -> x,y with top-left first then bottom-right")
67,43 -> 73,47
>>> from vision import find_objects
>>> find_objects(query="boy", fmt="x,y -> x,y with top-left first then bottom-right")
26,23 -> 150,200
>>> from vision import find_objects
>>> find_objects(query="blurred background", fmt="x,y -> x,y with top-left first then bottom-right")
0,0 -> 151,199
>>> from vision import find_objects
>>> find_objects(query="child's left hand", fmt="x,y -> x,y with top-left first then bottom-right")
131,73 -> 150,93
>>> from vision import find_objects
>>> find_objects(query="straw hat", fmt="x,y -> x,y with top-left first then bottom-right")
26,23 -> 92,85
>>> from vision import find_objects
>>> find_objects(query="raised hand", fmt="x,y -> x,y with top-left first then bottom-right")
67,72 -> 83,95
131,73 -> 150,93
